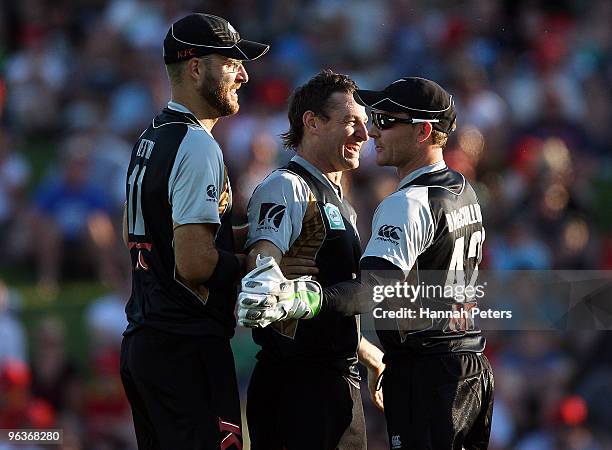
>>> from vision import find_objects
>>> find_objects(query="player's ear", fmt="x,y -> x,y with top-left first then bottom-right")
303,110 -> 318,134
417,122 -> 433,143
187,57 -> 208,83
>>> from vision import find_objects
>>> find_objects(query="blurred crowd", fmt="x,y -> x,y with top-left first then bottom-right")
0,0 -> 611,449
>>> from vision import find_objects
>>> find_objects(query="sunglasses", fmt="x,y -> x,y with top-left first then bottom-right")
371,111 -> 439,130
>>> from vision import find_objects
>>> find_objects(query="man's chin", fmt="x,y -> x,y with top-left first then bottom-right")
229,99 -> 240,114
341,157 -> 360,171
216,102 -> 239,117
375,155 -> 390,167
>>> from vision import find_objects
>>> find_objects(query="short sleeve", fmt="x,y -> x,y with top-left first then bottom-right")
361,187 -> 434,276
168,128 -> 223,226
245,170 -> 310,253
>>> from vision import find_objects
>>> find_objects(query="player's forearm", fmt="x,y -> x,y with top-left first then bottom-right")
358,337 -> 384,370
322,276 -> 375,316
322,257 -> 404,317
246,240 -> 283,271
174,223 -> 243,290
178,247 -> 244,290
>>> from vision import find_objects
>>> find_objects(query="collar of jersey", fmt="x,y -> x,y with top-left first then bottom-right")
291,155 -> 343,199
398,160 -> 447,188
166,101 -> 214,138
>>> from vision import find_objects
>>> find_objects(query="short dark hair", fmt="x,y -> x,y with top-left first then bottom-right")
280,70 -> 358,149
165,61 -> 187,84
165,56 -> 215,85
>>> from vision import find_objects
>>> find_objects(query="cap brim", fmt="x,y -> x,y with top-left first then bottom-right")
218,39 -> 270,61
354,90 -> 410,113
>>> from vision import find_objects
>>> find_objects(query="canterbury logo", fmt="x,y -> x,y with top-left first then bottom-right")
377,225 -> 402,241
257,203 -> 286,230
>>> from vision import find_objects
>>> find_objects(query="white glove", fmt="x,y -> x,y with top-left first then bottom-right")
237,255 -> 322,328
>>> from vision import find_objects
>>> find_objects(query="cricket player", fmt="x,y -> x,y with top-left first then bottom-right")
241,71 -> 385,450
120,13 -> 268,450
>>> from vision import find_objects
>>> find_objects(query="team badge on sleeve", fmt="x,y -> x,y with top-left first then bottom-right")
206,184 -> 218,201
376,224 -> 402,245
257,203 -> 286,231
323,203 -> 345,230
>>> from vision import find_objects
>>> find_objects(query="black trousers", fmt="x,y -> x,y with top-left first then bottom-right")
247,360 -> 366,450
382,352 -> 494,450
120,327 -> 243,450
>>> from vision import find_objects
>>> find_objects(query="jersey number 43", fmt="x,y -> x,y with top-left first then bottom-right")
445,229 -> 485,301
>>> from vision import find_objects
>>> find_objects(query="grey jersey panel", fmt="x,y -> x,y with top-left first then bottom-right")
362,186 -> 434,276
168,125 -> 225,226
245,170 -> 310,253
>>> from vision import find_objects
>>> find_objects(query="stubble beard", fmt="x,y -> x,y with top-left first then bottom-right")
376,152 -> 390,167
197,71 -> 239,117
343,152 -> 360,170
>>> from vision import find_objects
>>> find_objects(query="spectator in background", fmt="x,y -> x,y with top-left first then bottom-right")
31,136 -> 116,296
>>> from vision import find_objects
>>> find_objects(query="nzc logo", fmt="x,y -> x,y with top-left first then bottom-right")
377,225 -> 402,242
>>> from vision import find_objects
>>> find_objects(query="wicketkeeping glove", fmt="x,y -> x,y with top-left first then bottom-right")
237,255 -> 322,328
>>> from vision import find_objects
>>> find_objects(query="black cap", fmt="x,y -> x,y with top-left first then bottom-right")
163,13 -> 270,64
355,77 -> 457,134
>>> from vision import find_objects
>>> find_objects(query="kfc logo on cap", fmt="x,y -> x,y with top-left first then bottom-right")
177,48 -> 196,59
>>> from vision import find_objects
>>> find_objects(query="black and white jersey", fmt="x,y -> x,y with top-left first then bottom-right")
124,101 -> 235,337
246,156 -> 362,382
362,161 -> 486,357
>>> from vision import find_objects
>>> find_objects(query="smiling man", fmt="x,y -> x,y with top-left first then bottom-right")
241,71 -> 384,450
120,13 -> 268,450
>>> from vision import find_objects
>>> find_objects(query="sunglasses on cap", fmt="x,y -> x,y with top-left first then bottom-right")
371,111 -> 440,130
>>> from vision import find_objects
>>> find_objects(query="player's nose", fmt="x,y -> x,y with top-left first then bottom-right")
354,120 -> 369,142
236,64 -> 248,83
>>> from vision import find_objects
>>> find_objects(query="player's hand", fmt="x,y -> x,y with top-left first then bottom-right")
280,256 -> 319,280
368,363 -> 385,412
237,255 -> 322,328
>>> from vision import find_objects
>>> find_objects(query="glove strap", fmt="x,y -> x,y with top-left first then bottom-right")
293,280 -> 322,319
